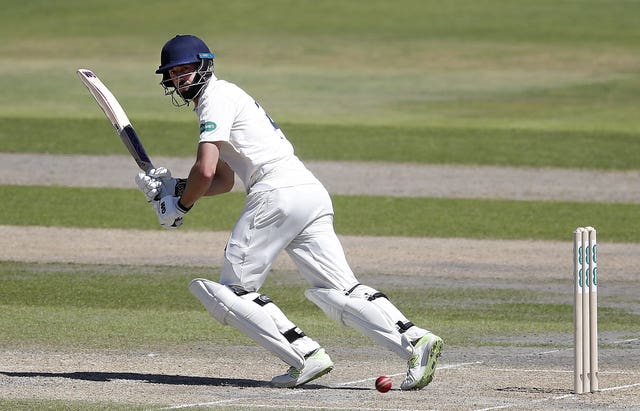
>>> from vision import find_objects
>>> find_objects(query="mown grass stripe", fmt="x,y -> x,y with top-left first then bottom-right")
3,185 -> 639,242
2,117 -> 640,169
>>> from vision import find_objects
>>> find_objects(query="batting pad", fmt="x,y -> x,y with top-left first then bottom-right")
305,286 -> 417,358
189,279 -> 305,368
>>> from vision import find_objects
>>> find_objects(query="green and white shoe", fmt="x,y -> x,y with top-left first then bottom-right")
401,333 -> 443,390
271,348 -> 334,388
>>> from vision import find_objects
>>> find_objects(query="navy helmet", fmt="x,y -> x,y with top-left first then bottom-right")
156,35 -> 215,105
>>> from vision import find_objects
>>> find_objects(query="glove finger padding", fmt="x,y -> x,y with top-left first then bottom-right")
148,167 -> 171,179
136,172 -> 162,202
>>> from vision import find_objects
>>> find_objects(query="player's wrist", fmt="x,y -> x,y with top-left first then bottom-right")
176,198 -> 192,214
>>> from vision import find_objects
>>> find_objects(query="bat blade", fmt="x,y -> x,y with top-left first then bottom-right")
77,68 -> 154,173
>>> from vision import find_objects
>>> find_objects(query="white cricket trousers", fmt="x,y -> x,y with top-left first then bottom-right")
220,182 -> 359,292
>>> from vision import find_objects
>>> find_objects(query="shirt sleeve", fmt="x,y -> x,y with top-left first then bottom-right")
197,85 -> 235,143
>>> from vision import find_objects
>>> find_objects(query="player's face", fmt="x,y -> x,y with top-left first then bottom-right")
169,63 -> 199,93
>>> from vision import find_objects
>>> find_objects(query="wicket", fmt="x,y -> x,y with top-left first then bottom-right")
573,226 -> 598,394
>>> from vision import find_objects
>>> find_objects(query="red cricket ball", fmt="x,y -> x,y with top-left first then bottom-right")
375,375 -> 392,393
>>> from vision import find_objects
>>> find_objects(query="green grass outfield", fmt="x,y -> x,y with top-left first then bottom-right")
3,117 -> 640,169
2,0 -> 640,130
3,185 -> 640,242
1,2 -> 639,409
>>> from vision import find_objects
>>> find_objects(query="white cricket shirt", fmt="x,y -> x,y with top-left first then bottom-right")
196,75 -> 319,192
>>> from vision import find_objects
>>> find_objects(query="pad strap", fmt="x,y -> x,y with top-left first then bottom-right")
397,321 -> 415,333
283,327 -> 306,343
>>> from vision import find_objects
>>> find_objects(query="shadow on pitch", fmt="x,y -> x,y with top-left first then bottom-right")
1,370 -> 270,388
0,371 -> 369,390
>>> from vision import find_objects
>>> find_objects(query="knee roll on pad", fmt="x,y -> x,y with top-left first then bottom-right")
305,285 -> 415,357
188,279 -> 233,324
189,278 -> 305,368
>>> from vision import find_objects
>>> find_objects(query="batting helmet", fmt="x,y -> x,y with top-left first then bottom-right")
156,35 -> 215,105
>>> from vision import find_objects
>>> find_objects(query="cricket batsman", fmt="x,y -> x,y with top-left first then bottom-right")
136,34 -> 443,389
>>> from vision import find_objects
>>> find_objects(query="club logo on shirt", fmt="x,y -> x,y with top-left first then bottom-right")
199,121 -> 217,133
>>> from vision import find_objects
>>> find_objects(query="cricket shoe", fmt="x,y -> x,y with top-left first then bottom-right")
271,348 -> 334,388
401,332 -> 443,390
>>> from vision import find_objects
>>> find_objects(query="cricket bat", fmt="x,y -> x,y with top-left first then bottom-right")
77,68 -> 154,173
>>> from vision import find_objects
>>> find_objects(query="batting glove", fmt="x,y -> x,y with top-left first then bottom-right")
135,167 -> 186,202
152,195 -> 192,229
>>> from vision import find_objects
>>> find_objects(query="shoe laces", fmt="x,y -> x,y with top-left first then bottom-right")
287,366 -> 301,378
408,354 -> 419,369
